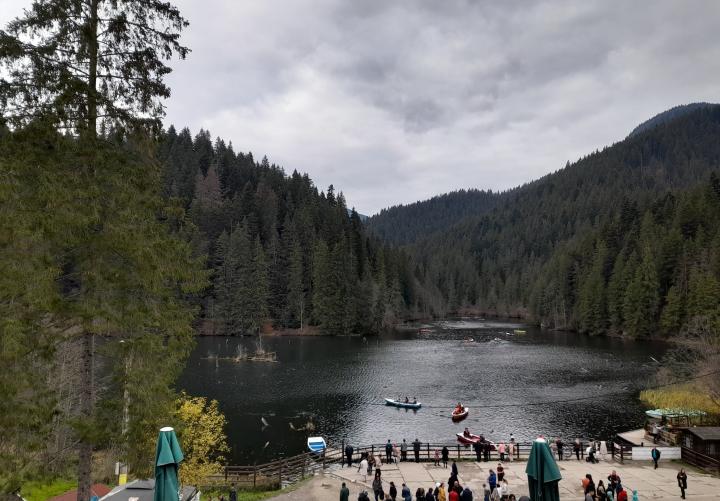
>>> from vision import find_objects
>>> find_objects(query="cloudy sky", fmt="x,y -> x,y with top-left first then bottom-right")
5,1 -> 720,214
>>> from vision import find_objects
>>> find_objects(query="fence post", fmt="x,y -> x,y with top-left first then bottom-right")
620,446 -> 624,464
457,444 -> 460,459
427,443 -> 430,461
253,466 -> 257,488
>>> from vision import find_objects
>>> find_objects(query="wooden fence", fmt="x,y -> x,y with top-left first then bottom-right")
681,446 -> 720,473
205,439 -> 606,489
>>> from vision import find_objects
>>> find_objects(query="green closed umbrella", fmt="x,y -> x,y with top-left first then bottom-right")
525,439 -> 562,501
154,427 -> 184,501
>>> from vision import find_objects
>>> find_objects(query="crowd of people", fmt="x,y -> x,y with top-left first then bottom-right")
342,457 -> 522,501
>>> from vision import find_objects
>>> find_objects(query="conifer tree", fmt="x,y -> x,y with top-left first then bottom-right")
1,2 -> 195,496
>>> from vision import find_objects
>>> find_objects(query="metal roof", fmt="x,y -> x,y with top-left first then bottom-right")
686,427 -> 720,441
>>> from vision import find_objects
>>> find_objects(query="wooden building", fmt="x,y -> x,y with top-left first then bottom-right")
683,427 -> 720,458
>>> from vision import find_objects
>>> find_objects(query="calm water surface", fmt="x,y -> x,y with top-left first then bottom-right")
177,320 -> 664,464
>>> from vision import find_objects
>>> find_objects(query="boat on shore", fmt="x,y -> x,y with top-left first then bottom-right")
307,436 -> 326,453
451,407 -> 469,421
385,398 -> 422,409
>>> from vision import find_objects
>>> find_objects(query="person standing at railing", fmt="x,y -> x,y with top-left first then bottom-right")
574,438 -> 582,460
413,438 -> 421,462
386,440 -> 394,464
442,446 -> 450,468
345,443 -> 354,468
401,439 -> 408,461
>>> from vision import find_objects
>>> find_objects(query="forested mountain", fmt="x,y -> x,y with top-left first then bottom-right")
369,189 -> 497,245
368,105 -> 720,337
157,127 -> 425,334
628,102 -> 716,138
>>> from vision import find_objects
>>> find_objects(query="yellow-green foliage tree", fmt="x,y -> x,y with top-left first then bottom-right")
640,384 -> 720,416
176,393 -> 229,487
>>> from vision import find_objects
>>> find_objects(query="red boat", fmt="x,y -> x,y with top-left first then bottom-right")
451,406 -> 469,421
456,432 -> 481,444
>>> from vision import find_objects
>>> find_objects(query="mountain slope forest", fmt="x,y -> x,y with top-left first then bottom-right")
368,104 -> 720,337
158,127 -> 427,335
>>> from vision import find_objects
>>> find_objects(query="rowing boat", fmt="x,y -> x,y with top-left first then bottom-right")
451,407 -> 469,421
385,398 -> 422,409
456,432 -> 481,444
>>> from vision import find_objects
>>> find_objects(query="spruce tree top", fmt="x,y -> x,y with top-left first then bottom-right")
0,0 -> 189,135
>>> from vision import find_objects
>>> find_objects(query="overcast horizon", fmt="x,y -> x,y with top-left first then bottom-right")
5,0 -> 720,215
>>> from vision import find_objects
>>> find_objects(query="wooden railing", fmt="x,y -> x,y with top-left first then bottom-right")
205,439 -> 606,489
610,441 -> 632,463
681,446 -> 720,473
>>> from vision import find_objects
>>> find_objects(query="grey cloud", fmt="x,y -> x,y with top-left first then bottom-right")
6,0 -> 716,214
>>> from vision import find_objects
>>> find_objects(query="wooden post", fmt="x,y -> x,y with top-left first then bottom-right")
457,444 -> 460,459
427,443 -> 430,461
253,466 -> 257,488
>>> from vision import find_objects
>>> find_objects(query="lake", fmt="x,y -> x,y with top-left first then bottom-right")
177,319 -> 665,464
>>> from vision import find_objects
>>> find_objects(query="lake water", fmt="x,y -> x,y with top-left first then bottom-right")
177,319 -> 664,464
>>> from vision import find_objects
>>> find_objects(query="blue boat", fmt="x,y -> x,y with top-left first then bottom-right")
307,436 -> 326,453
384,398 -> 422,409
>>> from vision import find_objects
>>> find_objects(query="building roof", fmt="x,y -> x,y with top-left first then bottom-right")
686,427 -> 720,441
48,484 -> 111,501
100,479 -> 197,501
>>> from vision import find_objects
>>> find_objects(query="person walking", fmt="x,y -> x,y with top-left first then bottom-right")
442,446 -> 450,468
574,438 -> 581,460
372,471 -> 384,501
401,439 -> 408,462
359,456 -> 369,482
425,486 -> 435,501
597,480 -> 607,501
488,470 -> 497,493
416,487 -> 425,501
482,484 -> 490,501
413,438 -> 421,463
345,443 -> 354,468
460,485 -> 473,501
434,448 -> 440,467
401,483 -> 412,501
555,438 -> 564,460
437,482 -> 447,501
496,463 -> 504,482
389,481 -> 398,501
229,483 -> 237,501
386,440 -> 394,464
451,460 -> 459,477
677,468 -> 687,499
651,446 -> 661,469
583,474 -> 596,500
340,482 -> 350,501
473,441 -> 482,462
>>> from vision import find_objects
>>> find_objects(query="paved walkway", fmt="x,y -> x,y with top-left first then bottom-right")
309,457 -> 720,500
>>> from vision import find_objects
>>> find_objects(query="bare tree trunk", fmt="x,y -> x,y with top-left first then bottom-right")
77,333 -> 95,501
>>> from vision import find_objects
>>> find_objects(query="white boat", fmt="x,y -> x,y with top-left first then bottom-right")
307,436 -> 326,453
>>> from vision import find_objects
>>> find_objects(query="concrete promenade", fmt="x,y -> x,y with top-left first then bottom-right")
267,457 -> 719,500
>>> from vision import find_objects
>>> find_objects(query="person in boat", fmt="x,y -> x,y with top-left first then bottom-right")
413,397 -> 417,404
463,427 -> 471,438
405,396 -> 410,403
454,403 -> 464,414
